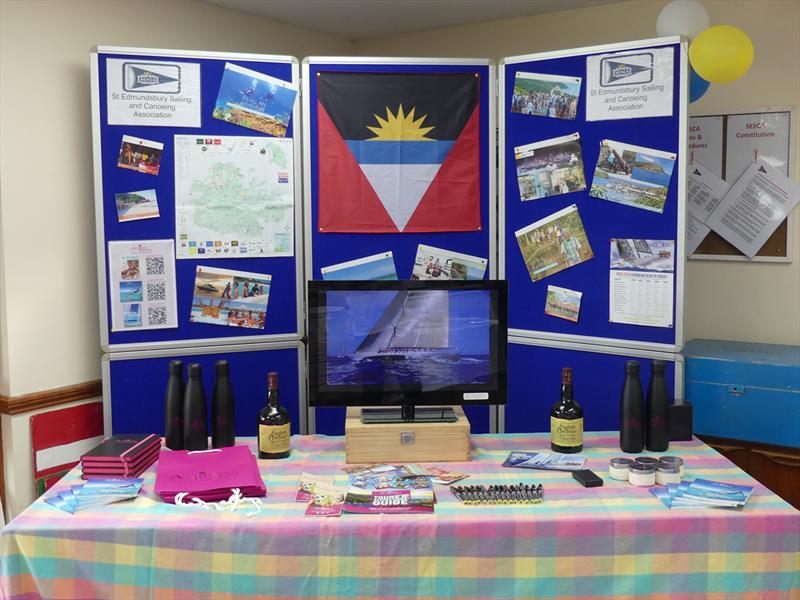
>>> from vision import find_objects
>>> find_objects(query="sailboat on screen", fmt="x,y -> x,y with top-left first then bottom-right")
354,290 -> 455,360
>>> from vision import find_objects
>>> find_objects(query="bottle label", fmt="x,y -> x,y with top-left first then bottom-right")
259,423 -> 290,453
551,417 -> 583,447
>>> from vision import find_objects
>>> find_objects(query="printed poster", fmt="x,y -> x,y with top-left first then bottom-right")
108,240 -> 177,332
586,47 -> 674,121
174,135 -> 294,259
106,58 -> 201,127
515,133 -> 586,201
321,252 -> 398,281
213,63 -> 298,137
689,116 -> 723,176
609,239 -> 675,328
190,266 -> 271,329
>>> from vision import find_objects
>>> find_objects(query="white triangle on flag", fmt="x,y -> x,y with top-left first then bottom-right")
360,163 -> 441,231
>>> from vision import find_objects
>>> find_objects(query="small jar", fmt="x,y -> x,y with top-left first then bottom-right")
634,456 -> 660,467
658,456 -> 684,477
655,462 -> 682,485
609,457 -> 634,481
628,463 -> 656,487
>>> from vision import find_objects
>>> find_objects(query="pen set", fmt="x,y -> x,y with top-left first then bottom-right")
451,483 -> 544,504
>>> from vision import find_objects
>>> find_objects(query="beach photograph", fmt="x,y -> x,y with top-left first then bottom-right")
515,204 -> 593,282
511,71 -> 581,120
545,285 -> 583,322
321,252 -> 398,281
114,189 -> 160,222
190,265 -> 271,329
590,140 -> 677,213
119,281 -> 143,303
212,62 -> 297,137
515,133 -> 586,201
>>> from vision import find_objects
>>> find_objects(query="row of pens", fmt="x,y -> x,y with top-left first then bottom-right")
451,483 -> 544,505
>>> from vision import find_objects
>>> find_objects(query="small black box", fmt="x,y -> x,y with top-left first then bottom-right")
669,402 -> 693,441
572,469 -> 603,488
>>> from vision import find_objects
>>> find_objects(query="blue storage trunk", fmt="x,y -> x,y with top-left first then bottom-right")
684,339 -> 800,448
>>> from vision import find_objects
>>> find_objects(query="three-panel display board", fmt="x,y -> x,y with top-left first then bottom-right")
93,37 -> 687,437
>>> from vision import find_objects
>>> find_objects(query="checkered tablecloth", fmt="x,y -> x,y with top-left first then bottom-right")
2,433 -> 798,599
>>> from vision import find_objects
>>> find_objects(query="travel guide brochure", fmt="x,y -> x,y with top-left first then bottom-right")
45,478 -> 144,513
502,451 -> 586,471
651,478 -> 755,510
342,464 -> 435,514
304,483 -> 347,517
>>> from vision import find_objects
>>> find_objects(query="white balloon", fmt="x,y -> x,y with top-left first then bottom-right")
656,0 -> 710,39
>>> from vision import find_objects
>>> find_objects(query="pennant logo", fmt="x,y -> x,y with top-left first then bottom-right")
600,53 -> 654,87
693,169 -> 702,176
123,62 -> 181,93
317,72 -> 480,233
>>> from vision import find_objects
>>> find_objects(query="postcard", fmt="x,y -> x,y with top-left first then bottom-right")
590,139 -> 676,213
213,62 -> 298,137
515,133 -> 586,201
321,251 -> 397,281
610,239 -> 675,272
304,483 -> 346,517
116,135 -> 163,175
190,266 -> 271,329
114,189 -> 160,222
511,71 -> 581,120
426,467 -> 468,485
515,204 -> 593,282
296,473 -> 334,502
502,451 -> 586,471
411,244 -> 487,280
545,285 -> 582,322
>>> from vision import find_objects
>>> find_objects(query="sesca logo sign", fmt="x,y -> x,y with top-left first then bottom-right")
600,53 -> 654,87
123,62 -> 181,93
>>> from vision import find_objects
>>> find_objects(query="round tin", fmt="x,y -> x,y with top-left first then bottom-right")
655,462 -> 682,485
634,456 -> 660,466
628,463 -> 656,487
658,456 -> 685,476
609,457 -> 635,481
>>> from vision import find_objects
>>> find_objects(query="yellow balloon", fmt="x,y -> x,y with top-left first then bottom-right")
689,25 -> 754,83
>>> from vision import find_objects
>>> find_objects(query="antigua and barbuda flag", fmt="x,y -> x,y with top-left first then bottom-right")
317,72 -> 481,233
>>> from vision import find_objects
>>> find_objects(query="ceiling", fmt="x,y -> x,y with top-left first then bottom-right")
203,0 -> 622,41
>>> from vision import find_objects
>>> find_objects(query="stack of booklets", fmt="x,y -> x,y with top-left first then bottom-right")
154,444 -> 266,503
80,434 -> 161,479
45,478 -> 144,513
342,464 -> 436,514
651,478 -> 755,509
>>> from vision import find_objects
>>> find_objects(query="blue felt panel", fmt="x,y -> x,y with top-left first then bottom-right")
506,341 -> 677,434
95,51 -> 301,348
313,405 -> 491,436
108,346 -> 302,437
306,61 -> 494,282
502,43 -> 683,346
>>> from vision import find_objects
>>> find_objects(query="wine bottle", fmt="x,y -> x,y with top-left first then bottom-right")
257,372 -> 291,459
620,360 -> 644,453
183,363 -> 208,451
211,360 -> 235,449
645,360 -> 670,452
550,367 -> 583,453
163,360 -> 184,450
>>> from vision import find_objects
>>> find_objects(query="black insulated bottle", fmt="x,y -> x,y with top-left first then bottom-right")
164,360 -> 184,450
620,360 -> 644,453
645,360 -> 670,452
211,360 -> 235,448
183,363 -> 208,451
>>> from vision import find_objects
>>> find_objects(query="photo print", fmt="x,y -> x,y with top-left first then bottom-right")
213,63 -> 298,137
190,266 -> 272,329
515,133 -> 586,201
590,140 -> 676,213
545,285 -> 583,322
114,189 -> 160,222
119,280 -> 143,303
511,72 -> 581,120
411,245 -> 488,281
515,204 -> 593,282
116,135 -> 163,175
610,239 -> 675,272
321,251 -> 398,281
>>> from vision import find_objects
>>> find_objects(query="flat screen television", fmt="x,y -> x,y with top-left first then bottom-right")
308,280 -> 507,423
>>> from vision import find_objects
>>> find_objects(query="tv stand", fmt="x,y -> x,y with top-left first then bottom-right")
345,406 -> 470,463
360,405 -> 458,424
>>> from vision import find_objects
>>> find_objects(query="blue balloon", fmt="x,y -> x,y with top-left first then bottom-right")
690,66 -> 711,103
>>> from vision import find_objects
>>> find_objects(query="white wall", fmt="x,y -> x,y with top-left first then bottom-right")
0,0 -> 351,518
353,0 -> 800,346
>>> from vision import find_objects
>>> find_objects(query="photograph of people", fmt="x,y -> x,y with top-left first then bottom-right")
511,72 -> 581,120
515,133 -> 586,201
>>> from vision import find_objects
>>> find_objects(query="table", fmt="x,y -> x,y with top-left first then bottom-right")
2,433 -> 799,599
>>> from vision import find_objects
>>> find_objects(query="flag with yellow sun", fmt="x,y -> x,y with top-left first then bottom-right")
317,72 -> 481,233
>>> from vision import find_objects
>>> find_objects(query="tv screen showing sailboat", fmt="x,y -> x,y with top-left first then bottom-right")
325,289 -> 491,387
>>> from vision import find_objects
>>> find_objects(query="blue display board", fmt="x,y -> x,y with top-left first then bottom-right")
104,343 -> 304,436
506,340 -> 678,434
500,39 -> 686,352
303,59 -> 495,282
91,48 -> 303,351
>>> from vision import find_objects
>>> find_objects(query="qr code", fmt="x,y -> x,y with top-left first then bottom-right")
147,305 -> 167,326
145,256 -> 165,276
146,281 -> 166,301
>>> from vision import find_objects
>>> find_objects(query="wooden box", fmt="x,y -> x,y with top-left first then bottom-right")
344,406 -> 471,464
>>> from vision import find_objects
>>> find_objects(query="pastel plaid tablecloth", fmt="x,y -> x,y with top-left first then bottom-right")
2,433 -> 798,599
